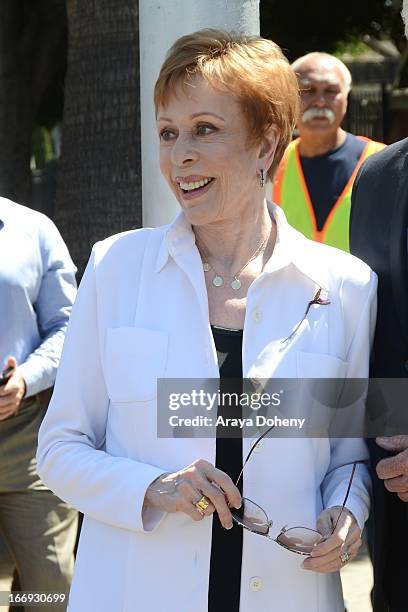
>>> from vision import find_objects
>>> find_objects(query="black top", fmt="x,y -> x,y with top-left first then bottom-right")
300,132 -> 366,231
208,325 -> 243,612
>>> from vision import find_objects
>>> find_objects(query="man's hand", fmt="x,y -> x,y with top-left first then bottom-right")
0,357 -> 26,420
376,436 -> 408,502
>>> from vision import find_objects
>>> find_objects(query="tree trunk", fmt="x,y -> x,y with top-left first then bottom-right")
56,0 -> 142,278
0,1 -> 33,204
0,1 -> 66,207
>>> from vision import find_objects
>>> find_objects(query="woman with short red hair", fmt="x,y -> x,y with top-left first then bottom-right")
37,29 -> 375,612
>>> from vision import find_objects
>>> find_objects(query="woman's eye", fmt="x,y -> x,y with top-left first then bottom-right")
196,124 -> 214,135
159,129 -> 176,141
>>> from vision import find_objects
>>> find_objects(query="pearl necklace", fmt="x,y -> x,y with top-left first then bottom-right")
198,234 -> 269,291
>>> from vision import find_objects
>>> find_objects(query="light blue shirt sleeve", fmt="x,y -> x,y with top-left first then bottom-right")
0,199 -> 77,397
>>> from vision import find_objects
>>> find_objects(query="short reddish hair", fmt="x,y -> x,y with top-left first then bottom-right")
154,28 -> 299,180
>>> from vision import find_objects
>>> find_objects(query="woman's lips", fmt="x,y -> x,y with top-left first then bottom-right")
178,178 -> 215,200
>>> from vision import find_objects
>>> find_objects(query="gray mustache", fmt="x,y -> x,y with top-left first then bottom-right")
301,108 -> 336,124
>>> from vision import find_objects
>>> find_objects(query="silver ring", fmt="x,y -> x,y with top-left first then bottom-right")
340,551 -> 350,564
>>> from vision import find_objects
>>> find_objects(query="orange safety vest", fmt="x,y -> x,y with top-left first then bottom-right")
273,136 -> 386,252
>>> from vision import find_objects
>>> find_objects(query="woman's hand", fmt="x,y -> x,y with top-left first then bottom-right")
302,507 -> 362,573
144,459 -> 241,529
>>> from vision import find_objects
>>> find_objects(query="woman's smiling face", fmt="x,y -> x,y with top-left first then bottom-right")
157,77 -> 266,227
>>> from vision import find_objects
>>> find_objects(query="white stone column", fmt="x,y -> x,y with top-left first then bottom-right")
139,0 -> 260,228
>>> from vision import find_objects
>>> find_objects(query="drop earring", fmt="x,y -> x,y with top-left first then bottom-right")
259,169 -> 265,188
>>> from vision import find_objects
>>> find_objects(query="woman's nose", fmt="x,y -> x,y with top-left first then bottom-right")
170,133 -> 198,166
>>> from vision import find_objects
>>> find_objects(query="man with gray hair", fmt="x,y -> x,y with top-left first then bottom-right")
273,51 -> 384,252
350,3 -> 408,610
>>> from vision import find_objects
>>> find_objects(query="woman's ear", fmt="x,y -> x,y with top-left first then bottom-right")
259,125 -> 279,175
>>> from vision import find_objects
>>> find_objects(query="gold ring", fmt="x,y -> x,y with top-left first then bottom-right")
194,495 -> 210,512
340,551 -> 349,564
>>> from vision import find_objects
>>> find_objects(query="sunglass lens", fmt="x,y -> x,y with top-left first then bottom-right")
276,527 -> 323,554
231,498 -> 270,535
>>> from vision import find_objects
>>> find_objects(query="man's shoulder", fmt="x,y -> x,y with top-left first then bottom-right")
353,133 -> 385,147
0,197 -> 47,223
360,137 -> 408,174
0,197 -> 62,242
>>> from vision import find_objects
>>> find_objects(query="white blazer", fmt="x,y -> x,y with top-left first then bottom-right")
37,203 -> 376,612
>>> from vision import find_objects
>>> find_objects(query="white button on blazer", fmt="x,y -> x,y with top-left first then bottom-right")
37,203 -> 376,612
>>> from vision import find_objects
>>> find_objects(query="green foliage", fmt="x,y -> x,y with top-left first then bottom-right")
32,126 -> 54,169
260,0 -> 401,61
333,39 -> 371,57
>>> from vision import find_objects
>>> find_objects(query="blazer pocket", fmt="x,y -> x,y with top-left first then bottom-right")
104,327 -> 168,402
296,351 -> 348,379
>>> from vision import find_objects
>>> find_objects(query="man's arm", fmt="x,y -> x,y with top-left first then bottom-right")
17,214 -> 77,397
